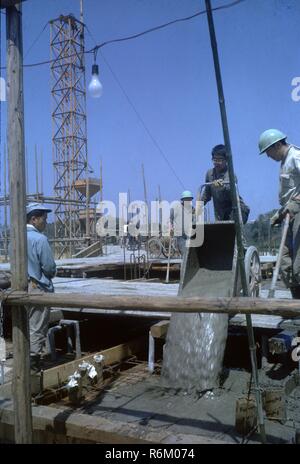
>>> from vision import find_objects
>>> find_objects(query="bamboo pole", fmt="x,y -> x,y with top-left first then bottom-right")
2,292 -> 300,318
205,0 -> 266,443
6,2 -> 33,443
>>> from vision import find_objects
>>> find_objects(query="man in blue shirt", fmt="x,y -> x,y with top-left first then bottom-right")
26,203 -> 56,372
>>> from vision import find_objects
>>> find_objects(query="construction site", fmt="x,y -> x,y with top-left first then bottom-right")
0,0 -> 300,447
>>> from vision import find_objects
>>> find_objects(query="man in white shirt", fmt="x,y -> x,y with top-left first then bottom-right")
259,129 -> 300,298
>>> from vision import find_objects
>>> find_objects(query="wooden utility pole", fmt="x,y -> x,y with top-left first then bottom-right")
6,2 -> 33,443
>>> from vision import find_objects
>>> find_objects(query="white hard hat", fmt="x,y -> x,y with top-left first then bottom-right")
26,203 -> 52,216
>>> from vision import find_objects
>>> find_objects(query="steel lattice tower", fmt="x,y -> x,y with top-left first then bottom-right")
50,14 -> 88,257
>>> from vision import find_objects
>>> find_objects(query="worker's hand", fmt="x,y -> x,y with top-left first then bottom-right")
270,211 -> 280,227
212,179 -> 224,188
281,200 -> 300,220
270,207 -> 287,227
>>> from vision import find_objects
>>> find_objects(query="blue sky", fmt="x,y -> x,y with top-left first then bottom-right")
1,0 -> 300,222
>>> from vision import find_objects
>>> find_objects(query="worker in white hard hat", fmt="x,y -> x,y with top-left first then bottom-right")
200,144 -> 250,224
259,129 -> 300,298
26,203 -> 56,372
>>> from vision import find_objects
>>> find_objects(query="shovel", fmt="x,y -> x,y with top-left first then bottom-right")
268,213 -> 290,298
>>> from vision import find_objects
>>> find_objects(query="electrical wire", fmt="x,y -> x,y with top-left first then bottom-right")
0,0 -> 246,70
24,21 -> 49,59
100,50 -> 185,189
84,25 -> 185,188
93,0 -> 245,52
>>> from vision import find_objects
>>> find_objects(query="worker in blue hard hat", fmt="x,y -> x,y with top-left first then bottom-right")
199,144 -> 250,224
26,203 -> 56,374
259,129 -> 300,298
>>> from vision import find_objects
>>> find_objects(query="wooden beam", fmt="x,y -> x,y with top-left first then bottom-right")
150,321 -> 169,338
6,2 -> 32,443
43,336 -> 146,388
2,292 -> 300,318
0,400 -> 230,444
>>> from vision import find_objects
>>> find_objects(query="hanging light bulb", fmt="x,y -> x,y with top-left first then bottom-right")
88,64 -> 103,98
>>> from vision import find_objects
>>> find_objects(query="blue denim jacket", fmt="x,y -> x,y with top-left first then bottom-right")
27,225 -> 56,292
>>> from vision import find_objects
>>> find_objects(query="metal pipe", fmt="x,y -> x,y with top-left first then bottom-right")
148,331 -> 155,373
46,325 -> 62,361
0,361 -> 4,385
205,0 -> 266,443
59,320 -> 82,359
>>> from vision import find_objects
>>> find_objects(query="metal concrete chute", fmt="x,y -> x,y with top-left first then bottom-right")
162,222 -> 237,392
179,222 -> 237,298
162,222 -> 262,393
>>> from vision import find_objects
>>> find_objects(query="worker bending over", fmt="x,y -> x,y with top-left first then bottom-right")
259,129 -> 300,299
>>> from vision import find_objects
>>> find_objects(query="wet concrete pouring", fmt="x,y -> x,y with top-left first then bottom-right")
33,354 -> 300,444
1,248 -> 300,443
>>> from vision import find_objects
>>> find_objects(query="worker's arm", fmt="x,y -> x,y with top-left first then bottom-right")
200,173 -> 211,204
281,154 -> 300,219
38,236 -> 57,279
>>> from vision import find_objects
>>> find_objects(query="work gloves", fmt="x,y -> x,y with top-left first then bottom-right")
212,179 -> 224,188
270,202 -> 297,226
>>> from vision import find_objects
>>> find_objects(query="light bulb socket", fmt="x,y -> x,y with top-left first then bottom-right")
92,64 -> 99,75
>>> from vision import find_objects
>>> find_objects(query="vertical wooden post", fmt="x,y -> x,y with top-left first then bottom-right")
6,3 -> 33,443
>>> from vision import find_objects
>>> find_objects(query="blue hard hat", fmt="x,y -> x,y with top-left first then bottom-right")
181,190 -> 193,200
26,203 -> 52,216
